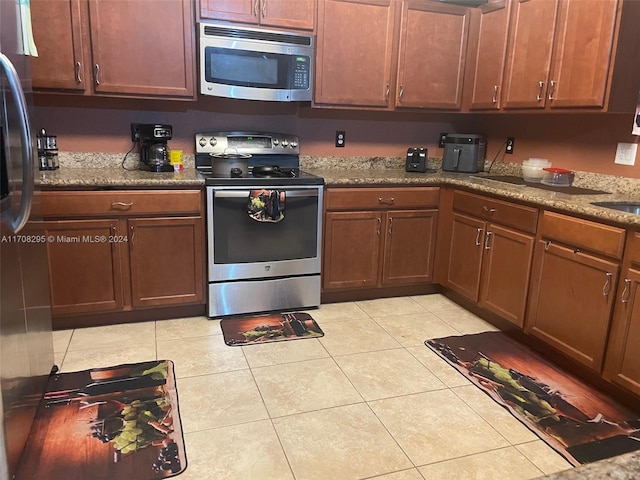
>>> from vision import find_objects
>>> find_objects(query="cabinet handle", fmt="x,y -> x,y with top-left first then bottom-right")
378,197 -> 395,205
75,61 -> 82,83
254,0 -> 259,16
548,80 -> 556,100
130,225 -> 135,245
602,272 -> 613,297
536,81 -> 544,101
484,231 -> 493,250
544,240 -> 552,250
621,278 -> 631,303
398,85 -> 404,101
475,227 -> 483,246
385,84 -> 390,101
388,217 -> 393,235
492,85 -> 499,103
482,206 -> 497,214
111,201 -> 134,208
94,64 -> 101,85
376,217 -> 381,236
262,0 -> 267,17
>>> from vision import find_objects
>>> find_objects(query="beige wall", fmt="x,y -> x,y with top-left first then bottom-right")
32,95 -> 640,178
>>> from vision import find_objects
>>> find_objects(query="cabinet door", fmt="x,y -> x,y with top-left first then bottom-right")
323,211 -> 382,290
466,1 -> 510,110
547,0 -> 618,108
41,219 -> 123,317
382,209 -> 438,285
502,0 -> 558,109
395,0 -> 469,109
446,213 -> 485,301
526,241 -> 619,372
88,0 -> 195,98
30,0 -> 87,92
603,268 -> 640,396
260,0 -> 316,30
479,223 -> 534,327
315,0 -> 397,107
200,0 -> 259,24
128,217 -> 204,308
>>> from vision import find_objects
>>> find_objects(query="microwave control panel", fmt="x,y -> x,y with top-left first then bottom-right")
292,57 -> 310,90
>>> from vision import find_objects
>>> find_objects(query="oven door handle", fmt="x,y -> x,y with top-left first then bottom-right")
214,190 -> 318,198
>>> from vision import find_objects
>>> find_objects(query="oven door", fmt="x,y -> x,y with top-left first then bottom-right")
207,185 -> 322,282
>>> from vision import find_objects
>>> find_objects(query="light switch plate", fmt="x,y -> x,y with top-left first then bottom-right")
614,142 -> 637,166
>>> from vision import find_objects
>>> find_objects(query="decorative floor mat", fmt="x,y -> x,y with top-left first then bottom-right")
16,360 -> 186,480
425,332 -> 640,466
221,312 -> 324,346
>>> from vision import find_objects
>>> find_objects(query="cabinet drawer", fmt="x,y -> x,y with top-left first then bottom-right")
325,187 -> 439,210
627,232 -> 640,264
540,211 -> 625,259
452,190 -> 538,233
39,190 -> 203,217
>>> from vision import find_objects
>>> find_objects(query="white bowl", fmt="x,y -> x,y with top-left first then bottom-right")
522,165 -> 546,182
523,158 -> 551,167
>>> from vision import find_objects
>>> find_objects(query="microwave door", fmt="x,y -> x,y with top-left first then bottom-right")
0,52 -> 34,234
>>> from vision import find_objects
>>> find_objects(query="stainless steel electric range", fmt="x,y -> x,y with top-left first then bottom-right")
195,131 -> 324,318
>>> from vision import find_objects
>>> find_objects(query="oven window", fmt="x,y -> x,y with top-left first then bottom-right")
213,190 -> 318,264
204,47 -> 290,89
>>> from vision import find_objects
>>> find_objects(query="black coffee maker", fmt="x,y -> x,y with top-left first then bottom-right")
139,124 -> 173,172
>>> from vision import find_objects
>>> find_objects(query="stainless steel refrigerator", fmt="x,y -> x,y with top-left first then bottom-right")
1,1 -> 55,478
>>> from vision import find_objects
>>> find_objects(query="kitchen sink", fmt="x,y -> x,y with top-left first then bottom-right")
591,202 -> 640,215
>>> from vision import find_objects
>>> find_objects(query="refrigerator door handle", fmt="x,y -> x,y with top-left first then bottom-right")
0,52 -> 34,233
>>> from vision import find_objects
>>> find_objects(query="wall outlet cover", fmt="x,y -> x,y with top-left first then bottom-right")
614,143 -> 637,166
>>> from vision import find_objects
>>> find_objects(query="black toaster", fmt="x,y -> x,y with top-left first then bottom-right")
405,147 -> 428,172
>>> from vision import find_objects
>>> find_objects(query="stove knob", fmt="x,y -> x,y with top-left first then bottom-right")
209,137 -> 217,147
290,141 -> 298,148
282,139 -> 289,147
199,137 -> 207,147
273,138 -> 279,146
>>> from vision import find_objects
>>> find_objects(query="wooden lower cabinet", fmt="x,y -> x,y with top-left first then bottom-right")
445,191 -> 537,327
41,219 -> 123,316
128,217 -> 204,308
323,186 -> 439,291
525,212 -> 625,373
603,232 -> 640,396
526,241 -> 619,372
323,211 -> 382,290
38,190 -> 205,326
382,210 -> 437,285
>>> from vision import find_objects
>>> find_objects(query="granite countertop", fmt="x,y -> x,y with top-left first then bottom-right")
305,167 -> 640,227
39,153 -> 640,228
38,167 -> 204,188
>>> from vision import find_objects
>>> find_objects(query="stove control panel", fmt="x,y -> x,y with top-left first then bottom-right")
195,131 -> 300,155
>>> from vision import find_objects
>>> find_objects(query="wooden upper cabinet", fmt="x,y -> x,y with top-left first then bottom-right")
315,0 -> 398,107
501,0 -> 558,109
547,0 -> 618,108
396,0 -> 469,109
30,0 -> 195,99
31,0 -> 87,92
88,0 -> 195,98
465,0 -> 510,110
200,0 -> 316,31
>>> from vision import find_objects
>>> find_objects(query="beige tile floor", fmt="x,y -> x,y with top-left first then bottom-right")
53,294 -> 574,480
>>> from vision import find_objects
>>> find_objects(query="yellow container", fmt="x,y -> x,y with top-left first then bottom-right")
169,149 -> 183,166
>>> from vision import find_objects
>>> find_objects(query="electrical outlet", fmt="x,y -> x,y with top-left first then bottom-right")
130,123 -> 142,142
614,142 -> 637,166
505,137 -> 515,154
439,132 -> 448,148
335,130 -> 345,147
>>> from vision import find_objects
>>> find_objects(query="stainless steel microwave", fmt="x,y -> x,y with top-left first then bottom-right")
199,23 -> 315,102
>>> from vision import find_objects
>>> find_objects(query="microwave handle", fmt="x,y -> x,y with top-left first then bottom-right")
0,53 -> 34,233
